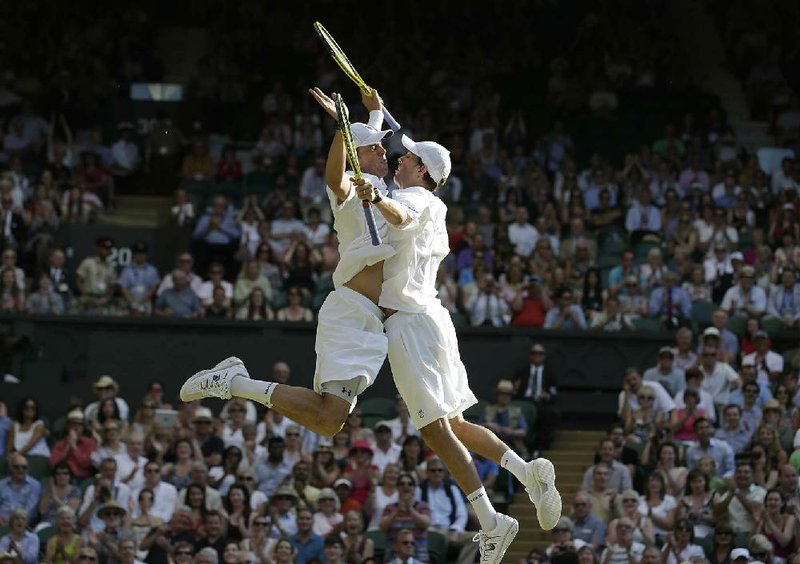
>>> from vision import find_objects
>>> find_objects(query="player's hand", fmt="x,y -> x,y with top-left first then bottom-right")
308,87 -> 338,121
362,88 -> 383,112
353,177 -> 377,202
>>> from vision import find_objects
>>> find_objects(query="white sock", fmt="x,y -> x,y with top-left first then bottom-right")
231,376 -> 276,407
500,449 -> 527,484
467,486 -> 497,531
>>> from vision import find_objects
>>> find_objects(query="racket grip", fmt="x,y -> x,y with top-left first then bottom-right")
362,200 -> 382,246
382,107 -> 401,132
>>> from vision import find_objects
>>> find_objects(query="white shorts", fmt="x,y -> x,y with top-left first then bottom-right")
385,305 -> 478,429
313,287 -> 387,405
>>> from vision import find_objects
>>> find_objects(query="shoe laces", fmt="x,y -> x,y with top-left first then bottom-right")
472,531 -> 500,561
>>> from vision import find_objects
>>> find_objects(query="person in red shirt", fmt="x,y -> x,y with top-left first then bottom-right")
510,276 -> 552,327
49,408 -> 97,479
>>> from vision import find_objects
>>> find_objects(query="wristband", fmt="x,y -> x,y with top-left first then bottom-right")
371,193 -> 383,204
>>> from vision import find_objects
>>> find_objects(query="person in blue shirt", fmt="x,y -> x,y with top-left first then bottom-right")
154,270 -> 203,319
0,402 -> 11,456
290,508 -> 324,564
118,242 -> 160,314
648,271 -> 693,329
0,453 -> 41,524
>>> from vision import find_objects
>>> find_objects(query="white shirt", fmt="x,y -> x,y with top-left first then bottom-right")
197,279 -> 233,305
703,256 -> 734,283
385,417 -> 419,443
85,397 -> 131,423
507,222 -> 539,257
131,480 -> 178,522
721,284 -> 767,317
379,186 -> 449,313
673,389 -> 717,422
114,453 -> 148,493
328,172 -> 395,288
625,202 -> 661,232
111,140 -> 140,173
699,361 -> 740,405
372,443 -> 402,475
617,381 -> 676,417
269,218 -> 306,256
304,222 -> 331,247
80,482 -> 132,532
156,272 -> 203,296
743,350 -> 785,385
664,544 -> 705,564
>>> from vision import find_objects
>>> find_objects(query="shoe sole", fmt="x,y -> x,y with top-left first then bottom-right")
488,518 -> 519,564
179,357 -> 247,402
530,458 -> 562,531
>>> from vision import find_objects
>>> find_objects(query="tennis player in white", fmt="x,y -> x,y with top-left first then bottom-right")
180,89 -> 395,436
355,134 -> 562,561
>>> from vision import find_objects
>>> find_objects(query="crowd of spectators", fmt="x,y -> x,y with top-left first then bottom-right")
0,359 -> 540,563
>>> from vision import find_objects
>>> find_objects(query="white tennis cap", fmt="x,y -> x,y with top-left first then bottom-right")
401,134 -> 451,187
351,123 -> 392,149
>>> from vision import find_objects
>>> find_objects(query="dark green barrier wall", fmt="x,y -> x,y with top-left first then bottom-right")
1,315 -> 795,426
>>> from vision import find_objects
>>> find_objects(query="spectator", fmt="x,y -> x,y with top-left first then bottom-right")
91,419 -> 127,467
139,507 -> 197,563
182,138 -> 215,182
617,368 -> 675,422
43,506 -> 83,563
466,276 -> 508,327
380,473 -> 431,563
91,501 -> 134,564
176,462 -> 222,512
255,437 -> 293,499
85,375 -> 130,423
118,242 -> 160,315
0,269 -> 23,312
590,296 -> 634,331
544,287 -> 587,329
671,327 -> 698,371
110,122 -> 140,193
216,145 -> 242,182
156,253 -> 204,296
269,201 -> 306,258
639,473 -> 677,538
368,464 -> 400,532
49,408 -> 96,479
170,188 -> 196,228
0,250 -> 24,291
621,385 -> 664,445
196,510 -> 227,558
600,517 -> 645,564
26,272 -> 65,314
75,237 -> 117,313
686,418 -> 735,479
661,518 -> 705,564
290,507 -> 324,564
643,347 -> 686,396
617,276 -> 649,319
766,268 -> 800,327
545,516 -> 586,557
570,492 -> 606,551
607,251 -> 639,296
0,509 -> 38,564
419,457 -> 477,564
742,330 -> 784,385
198,263 -> 233,307
312,488 -> 343,536
677,470 -> 715,540
372,422 -> 402,475
268,485 -> 299,538
241,514 -> 277,563
192,195 -> 240,276
508,207 -> 539,258
286,460 -> 319,511
713,461 -> 765,534
235,287 -> 274,321
0,194 -> 27,253
705,311 -> 740,362
7,397 -> 49,457
625,189 -> 661,242
204,286 -> 232,319
276,286 -> 313,322
648,271 -> 692,329
0,453 -> 42,525
341,510 -> 374,564
78,457 -> 132,532
697,344 -> 741,410
509,274 -> 551,328
480,380 -> 529,457
154,269 -> 203,319
714,404 -> 754,454
581,440 -> 632,494
233,260 -> 273,308
682,264 -> 712,302
721,265 -> 767,318
389,528 -> 426,564
607,490 -> 655,545
132,461 -> 177,523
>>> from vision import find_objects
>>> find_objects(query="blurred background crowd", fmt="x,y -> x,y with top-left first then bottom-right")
0,0 -> 799,562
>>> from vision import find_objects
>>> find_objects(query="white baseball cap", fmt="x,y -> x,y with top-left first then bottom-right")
401,134 -> 451,187
351,123 -> 392,149
731,549 -> 750,561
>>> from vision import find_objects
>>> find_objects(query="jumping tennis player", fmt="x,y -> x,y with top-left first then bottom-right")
181,88 -> 395,436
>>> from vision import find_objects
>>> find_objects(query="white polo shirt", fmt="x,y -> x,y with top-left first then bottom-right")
328,172 -> 395,288
379,186 -> 449,313
699,361 -> 740,405
721,284 -> 767,317
742,350 -> 784,385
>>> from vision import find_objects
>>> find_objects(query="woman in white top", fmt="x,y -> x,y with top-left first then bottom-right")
312,488 -> 343,536
7,397 -> 50,457
367,463 -> 400,531
639,472 -> 677,539
219,399 -> 247,449
661,519 -> 705,564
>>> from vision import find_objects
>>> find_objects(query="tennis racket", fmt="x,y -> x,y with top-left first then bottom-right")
334,93 -> 382,247
314,21 -> 401,132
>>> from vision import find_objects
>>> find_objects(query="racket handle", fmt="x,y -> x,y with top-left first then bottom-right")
382,107 -> 401,132
362,200 -> 382,246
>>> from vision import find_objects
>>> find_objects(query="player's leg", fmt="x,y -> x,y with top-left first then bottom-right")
449,414 -> 562,530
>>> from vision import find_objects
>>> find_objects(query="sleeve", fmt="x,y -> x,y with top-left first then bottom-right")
26,481 -> 41,520
388,189 -> 425,233
752,288 -> 767,314
118,267 -> 132,288
621,465 -> 633,491
721,444 -> 735,478
192,215 -> 210,239
624,207 -> 638,233
574,307 -> 588,329
592,520 -> 607,547
23,535 -> 39,562
766,289 -> 781,318
581,468 -> 592,491
367,110 -> 384,131
648,290 -> 661,317
720,288 -> 734,311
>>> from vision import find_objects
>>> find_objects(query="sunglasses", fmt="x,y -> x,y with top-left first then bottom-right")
176,550 -> 193,556
11,464 -> 28,470
553,528 -> 569,533
286,432 -> 300,437
253,520 -> 267,526
638,396 -> 654,401
428,468 -> 445,473
399,541 -> 416,546
715,531 -> 732,536
79,556 -> 97,562
398,481 -> 415,486
702,352 -> 716,357
146,467 -> 160,473
229,408 -> 245,413
239,476 -> 255,481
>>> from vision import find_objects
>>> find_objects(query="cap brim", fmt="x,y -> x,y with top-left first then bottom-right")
401,134 -> 417,155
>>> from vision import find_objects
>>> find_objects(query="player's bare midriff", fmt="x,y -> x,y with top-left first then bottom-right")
343,261 -> 383,305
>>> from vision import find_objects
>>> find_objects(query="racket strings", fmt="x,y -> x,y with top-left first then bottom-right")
314,23 -> 372,95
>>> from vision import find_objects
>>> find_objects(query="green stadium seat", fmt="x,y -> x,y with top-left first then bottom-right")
510,400 -> 537,428
311,291 -> 331,312
632,317 -> 662,332
463,400 -> 487,424
733,532 -> 750,548
599,241 -> 628,258
696,537 -> 713,559
427,530 -> 448,564
27,455 -> 52,479
244,171 -> 272,194
315,275 -> 335,294
360,398 -> 396,422
761,317 -> 787,334
450,312 -> 469,328
0,456 -> 6,478
271,290 -> 287,310
725,316 -> 747,338
0,525 -> 9,539
366,530 -> 386,562
784,348 -> 799,370
37,525 -> 57,546
690,301 -> 715,329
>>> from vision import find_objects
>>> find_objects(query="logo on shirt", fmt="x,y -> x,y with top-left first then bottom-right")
418,409 -> 425,419
342,386 -> 352,398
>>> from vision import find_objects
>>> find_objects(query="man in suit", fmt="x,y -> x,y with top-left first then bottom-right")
0,191 -> 26,253
513,343 -> 560,451
42,248 -> 73,304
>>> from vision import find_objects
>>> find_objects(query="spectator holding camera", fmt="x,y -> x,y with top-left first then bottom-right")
601,516 -> 646,564
545,287 -> 588,330
466,275 -> 509,327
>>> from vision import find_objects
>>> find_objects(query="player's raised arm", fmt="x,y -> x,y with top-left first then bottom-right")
309,87 -> 350,202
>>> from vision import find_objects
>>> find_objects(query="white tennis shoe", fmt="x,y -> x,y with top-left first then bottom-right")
180,357 -> 249,402
525,457 -> 562,530
473,513 -> 518,564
